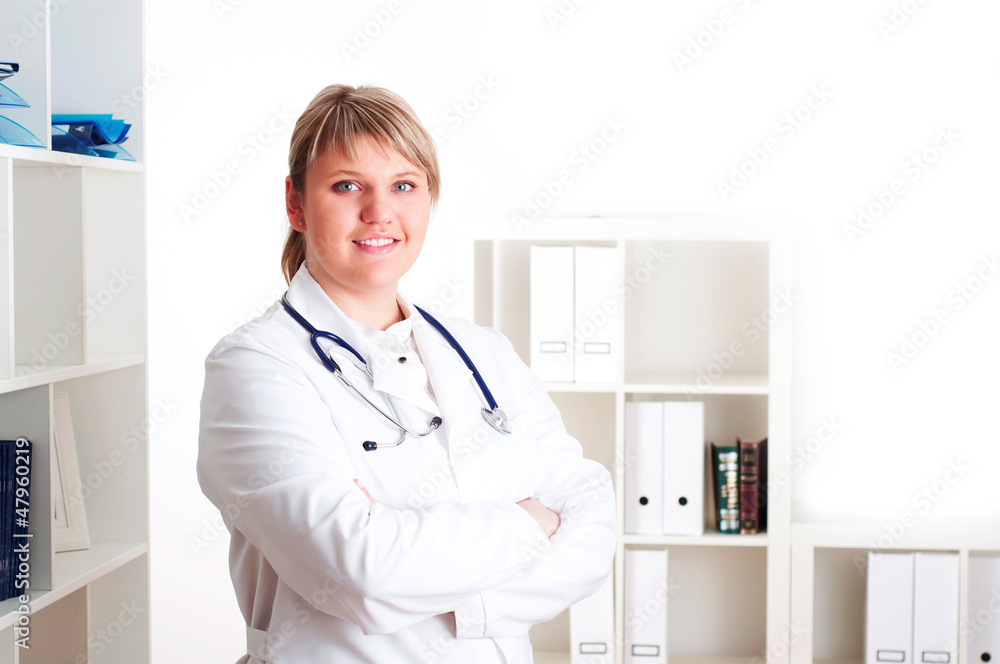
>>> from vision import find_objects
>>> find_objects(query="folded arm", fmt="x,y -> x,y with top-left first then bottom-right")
454,331 -> 617,638
197,339 -> 549,636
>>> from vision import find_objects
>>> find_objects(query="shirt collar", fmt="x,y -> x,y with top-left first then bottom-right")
284,264 -> 429,356
350,295 -> 415,346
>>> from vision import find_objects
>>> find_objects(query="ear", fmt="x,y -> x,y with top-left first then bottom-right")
286,176 -> 305,231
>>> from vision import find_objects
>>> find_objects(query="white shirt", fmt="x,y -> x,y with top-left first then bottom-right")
349,300 -> 439,418
197,265 -> 616,664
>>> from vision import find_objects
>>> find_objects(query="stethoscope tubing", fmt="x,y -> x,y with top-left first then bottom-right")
413,304 -> 501,413
333,368 -> 442,438
282,294 -> 441,434
280,293 -> 510,448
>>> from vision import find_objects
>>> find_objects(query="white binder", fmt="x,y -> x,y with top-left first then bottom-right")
661,401 -> 705,536
573,245 -> 620,383
569,573 -> 614,664
912,553 -> 958,664
624,548 -> 668,663
968,555 -> 1000,664
625,401 -> 664,535
865,552 -> 914,664
530,245 -> 575,382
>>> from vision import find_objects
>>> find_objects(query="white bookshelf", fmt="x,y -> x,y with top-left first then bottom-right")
0,1 -> 148,662
789,523 -> 1000,664
470,217 -> 793,664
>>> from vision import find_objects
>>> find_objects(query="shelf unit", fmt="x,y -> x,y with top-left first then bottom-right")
790,524 -> 1000,664
0,1 -> 148,662
471,217 -> 793,664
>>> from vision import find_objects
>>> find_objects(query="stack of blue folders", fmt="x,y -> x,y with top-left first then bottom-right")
0,62 -> 44,148
52,114 -> 135,161
0,438 -> 32,602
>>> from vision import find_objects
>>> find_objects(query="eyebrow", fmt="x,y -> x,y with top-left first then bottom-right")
325,170 -> 423,179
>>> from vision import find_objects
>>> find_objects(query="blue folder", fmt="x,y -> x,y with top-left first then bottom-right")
51,114 -> 131,145
90,142 -> 135,161
0,83 -> 28,108
0,115 -> 43,147
51,124 -> 98,156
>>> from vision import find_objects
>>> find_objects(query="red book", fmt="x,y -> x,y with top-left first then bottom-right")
738,437 -> 768,534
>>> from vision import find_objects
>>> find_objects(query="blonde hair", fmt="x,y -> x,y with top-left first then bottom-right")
281,84 -> 440,284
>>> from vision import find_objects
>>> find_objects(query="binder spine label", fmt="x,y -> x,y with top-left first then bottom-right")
631,645 -> 661,656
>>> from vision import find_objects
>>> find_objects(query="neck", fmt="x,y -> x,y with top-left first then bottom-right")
323,285 -> 402,331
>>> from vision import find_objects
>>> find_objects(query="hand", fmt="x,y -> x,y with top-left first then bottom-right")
516,498 -> 560,538
354,478 -> 374,504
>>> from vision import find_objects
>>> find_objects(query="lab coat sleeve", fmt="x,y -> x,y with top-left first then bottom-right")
197,335 -> 550,636
454,329 -> 617,638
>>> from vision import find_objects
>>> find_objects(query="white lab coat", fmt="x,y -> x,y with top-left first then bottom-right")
197,265 -> 616,663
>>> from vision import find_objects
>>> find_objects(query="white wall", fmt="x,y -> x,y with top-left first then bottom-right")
146,0 -> 1000,661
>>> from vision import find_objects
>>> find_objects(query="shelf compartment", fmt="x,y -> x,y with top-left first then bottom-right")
88,553 -> 148,663
548,391 -> 616,478
624,240 -> 771,380
1,159 -> 12,379
625,392 -> 769,537
628,545 -> 767,660
0,541 -> 147,630
18,586 -> 88,664
807,547 -> 868,664
0,625 -> 15,664
0,385 -> 52,593
12,165 -> 85,369
0,0 -> 50,151
669,546 -> 767,658
82,168 -> 145,357
484,239 -> 619,368
54,364 -> 147,542
529,610 -> 570,658
51,0 -> 144,163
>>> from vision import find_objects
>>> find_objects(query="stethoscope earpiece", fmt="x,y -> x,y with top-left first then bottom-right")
362,441 -> 378,452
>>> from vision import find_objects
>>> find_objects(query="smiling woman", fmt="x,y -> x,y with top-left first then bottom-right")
196,84 -> 617,664
285,136 -> 430,330
280,85 -> 440,331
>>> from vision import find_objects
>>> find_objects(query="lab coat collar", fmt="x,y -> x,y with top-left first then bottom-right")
284,265 -> 447,415
284,264 -> 370,368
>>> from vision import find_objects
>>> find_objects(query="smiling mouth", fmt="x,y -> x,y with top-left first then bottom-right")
354,238 -> 399,247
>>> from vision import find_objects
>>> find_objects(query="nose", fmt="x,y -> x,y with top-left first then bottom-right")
360,188 -> 393,225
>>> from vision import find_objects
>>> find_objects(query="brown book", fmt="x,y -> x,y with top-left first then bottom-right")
738,437 -> 768,534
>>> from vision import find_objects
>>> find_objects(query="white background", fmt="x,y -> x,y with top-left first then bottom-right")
145,0 -> 1000,661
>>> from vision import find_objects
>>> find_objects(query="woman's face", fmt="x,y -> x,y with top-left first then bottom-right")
286,135 -> 431,302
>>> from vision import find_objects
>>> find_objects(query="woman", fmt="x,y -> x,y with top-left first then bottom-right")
197,84 -> 616,664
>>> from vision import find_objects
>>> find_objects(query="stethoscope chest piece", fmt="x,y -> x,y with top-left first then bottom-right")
482,407 -> 512,435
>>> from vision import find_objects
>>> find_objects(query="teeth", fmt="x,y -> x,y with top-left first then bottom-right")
356,238 -> 395,247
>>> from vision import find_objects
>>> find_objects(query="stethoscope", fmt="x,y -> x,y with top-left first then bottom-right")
281,294 -> 512,451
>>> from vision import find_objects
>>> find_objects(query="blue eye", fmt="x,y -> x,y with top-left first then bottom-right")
393,182 -> 415,192
334,181 -> 359,192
